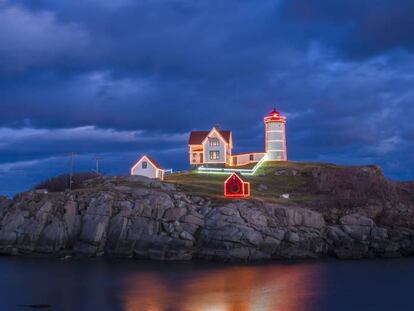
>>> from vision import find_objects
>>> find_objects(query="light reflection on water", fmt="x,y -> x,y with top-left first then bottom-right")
2,257 -> 414,310
122,264 -> 323,311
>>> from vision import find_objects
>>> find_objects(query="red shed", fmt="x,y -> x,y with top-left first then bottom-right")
224,173 -> 250,198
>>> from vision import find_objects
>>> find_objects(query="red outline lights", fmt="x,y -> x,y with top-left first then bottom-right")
264,108 -> 286,124
224,173 -> 250,198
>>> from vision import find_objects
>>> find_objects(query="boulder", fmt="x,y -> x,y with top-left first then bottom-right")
124,175 -> 152,186
285,206 -> 326,229
179,231 -> 195,241
284,231 -> 300,243
228,247 -> 250,259
261,236 -> 281,253
257,184 -> 268,191
182,214 -> 204,226
238,206 -> 268,227
37,217 -> 66,252
326,226 -> 350,242
113,186 -> 133,193
34,189 -> 48,194
340,214 -> 375,227
241,227 -> 263,246
164,208 -> 187,221
273,169 -> 298,176
342,225 -> 371,241
79,194 -> 113,246
63,201 -> 78,241
0,196 -> 11,208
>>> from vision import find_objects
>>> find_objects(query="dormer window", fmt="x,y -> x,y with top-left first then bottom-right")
209,137 -> 220,146
142,161 -> 148,169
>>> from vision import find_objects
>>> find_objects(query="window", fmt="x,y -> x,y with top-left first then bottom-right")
142,161 -> 148,169
249,154 -> 254,161
209,137 -> 220,146
209,151 -> 220,160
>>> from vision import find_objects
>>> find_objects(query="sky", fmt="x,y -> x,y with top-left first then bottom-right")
1,0 -> 414,196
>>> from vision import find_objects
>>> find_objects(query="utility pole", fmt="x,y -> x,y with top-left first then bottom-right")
67,152 -> 77,191
95,156 -> 102,176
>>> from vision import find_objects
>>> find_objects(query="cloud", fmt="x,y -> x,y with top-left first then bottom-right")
0,126 -> 144,144
0,1 -> 90,72
0,159 -> 42,173
0,125 -> 187,146
0,126 -> 187,165
281,0 -> 414,59
363,136 -> 403,156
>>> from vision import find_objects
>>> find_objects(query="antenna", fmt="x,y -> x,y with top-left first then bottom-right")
67,152 -> 77,191
95,156 -> 102,176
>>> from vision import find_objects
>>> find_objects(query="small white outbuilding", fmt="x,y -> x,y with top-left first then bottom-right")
131,155 -> 166,180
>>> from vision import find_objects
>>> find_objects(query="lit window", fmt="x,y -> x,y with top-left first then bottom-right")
209,138 -> 220,146
209,151 -> 220,160
142,161 -> 148,169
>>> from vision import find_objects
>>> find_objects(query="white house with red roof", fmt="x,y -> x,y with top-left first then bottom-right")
188,127 -> 233,167
131,155 -> 166,180
188,109 -> 287,168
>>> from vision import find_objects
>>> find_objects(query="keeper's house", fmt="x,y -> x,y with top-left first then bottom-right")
188,109 -> 287,168
131,155 -> 166,180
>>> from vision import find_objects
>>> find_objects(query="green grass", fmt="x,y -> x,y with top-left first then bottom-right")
165,161 -> 329,204
166,171 -> 228,197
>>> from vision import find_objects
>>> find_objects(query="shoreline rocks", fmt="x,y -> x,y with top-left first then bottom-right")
0,176 -> 413,261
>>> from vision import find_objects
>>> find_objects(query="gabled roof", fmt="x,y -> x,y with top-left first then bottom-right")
133,155 -> 164,170
144,155 -> 163,170
225,172 -> 245,183
188,129 -> 231,145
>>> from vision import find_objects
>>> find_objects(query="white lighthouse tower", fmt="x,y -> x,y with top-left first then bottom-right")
264,109 -> 287,161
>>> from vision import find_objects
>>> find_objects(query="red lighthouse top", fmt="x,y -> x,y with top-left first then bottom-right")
264,108 -> 286,124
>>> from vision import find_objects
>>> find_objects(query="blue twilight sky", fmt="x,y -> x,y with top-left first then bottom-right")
1,0 -> 414,196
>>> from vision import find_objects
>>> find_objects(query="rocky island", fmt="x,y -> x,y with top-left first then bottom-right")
0,162 -> 414,261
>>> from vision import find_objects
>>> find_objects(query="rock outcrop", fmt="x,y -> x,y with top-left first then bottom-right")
0,175 -> 414,261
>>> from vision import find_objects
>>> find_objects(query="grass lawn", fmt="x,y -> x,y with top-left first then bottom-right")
165,161 -> 330,204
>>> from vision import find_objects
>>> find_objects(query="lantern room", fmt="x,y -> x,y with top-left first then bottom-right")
224,173 -> 250,198
264,109 -> 287,123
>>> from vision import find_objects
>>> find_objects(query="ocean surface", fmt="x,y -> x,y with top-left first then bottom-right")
0,256 -> 412,311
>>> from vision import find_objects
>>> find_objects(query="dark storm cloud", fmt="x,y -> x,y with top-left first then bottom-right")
0,0 -> 414,195
282,0 -> 414,59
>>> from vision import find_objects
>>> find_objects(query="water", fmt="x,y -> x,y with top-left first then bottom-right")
0,256 -> 412,311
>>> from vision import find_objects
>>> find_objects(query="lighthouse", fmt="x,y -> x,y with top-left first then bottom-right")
264,109 -> 287,161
